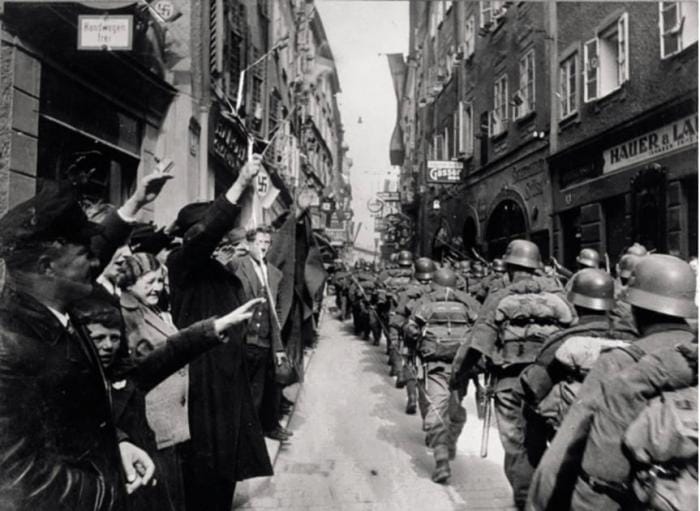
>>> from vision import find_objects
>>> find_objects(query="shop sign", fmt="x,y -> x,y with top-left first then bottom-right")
427,161 -> 462,183
376,191 -> 400,201
210,106 -> 247,174
603,114 -> 698,174
78,15 -> 133,50
325,228 -> 347,243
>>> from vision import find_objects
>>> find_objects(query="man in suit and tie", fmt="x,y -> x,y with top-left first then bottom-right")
232,225 -> 292,442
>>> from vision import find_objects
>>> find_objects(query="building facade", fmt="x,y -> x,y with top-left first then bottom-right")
550,1 -> 698,267
398,1 -> 697,265
0,0 -> 352,248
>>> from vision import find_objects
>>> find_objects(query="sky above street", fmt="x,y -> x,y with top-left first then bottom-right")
316,0 -> 408,253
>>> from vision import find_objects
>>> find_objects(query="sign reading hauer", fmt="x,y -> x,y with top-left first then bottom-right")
427,161 -> 462,183
604,114 -> 698,174
78,15 -> 133,50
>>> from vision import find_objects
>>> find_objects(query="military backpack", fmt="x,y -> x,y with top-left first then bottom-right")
417,300 -> 472,362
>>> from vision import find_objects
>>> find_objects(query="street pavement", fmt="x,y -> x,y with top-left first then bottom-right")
234,305 -> 517,511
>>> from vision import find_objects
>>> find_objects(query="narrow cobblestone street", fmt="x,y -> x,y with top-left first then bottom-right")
234,305 -> 516,511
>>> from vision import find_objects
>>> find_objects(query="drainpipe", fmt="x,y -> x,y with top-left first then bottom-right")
548,0 -> 558,154
547,0 -> 559,258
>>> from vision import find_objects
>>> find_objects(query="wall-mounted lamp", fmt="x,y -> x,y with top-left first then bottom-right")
432,199 -> 441,211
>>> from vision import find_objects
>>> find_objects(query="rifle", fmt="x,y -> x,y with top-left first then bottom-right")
604,253 -> 611,274
480,373 -> 494,458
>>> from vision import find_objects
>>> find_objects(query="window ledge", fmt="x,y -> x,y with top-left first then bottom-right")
490,129 -> 508,141
558,112 -> 580,131
515,110 -> 536,124
589,81 -> 628,107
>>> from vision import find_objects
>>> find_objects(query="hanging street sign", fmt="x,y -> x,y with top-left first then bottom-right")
78,15 -> 133,51
427,160 -> 462,183
367,198 -> 384,213
376,191 -> 400,201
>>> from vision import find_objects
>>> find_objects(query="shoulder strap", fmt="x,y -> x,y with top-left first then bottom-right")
614,343 -> 646,362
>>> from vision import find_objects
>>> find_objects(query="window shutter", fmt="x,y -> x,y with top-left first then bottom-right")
583,38 -> 598,102
618,13 -> 629,83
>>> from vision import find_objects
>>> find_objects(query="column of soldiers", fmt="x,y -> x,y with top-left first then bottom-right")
328,240 -> 697,511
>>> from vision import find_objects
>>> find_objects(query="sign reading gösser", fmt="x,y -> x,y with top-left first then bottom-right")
78,15 -> 133,50
427,161 -> 462,183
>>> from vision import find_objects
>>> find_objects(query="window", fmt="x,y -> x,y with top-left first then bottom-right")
433,133 -> 446,160
459,101 -> 474,157
583,13 -> 629,102
491,73 -> 508,136
464,15 -> 476,58
660,2 -> 699,58
480,0 -> 504,27
515,50 -> 535,118
559,53 -> 578,118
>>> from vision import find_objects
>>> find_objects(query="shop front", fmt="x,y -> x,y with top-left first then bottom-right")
1,1 -> 175,212
551,101 -> 698,268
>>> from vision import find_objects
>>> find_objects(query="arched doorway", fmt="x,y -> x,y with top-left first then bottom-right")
462,216 -> 478,254
486,199 -> 527,259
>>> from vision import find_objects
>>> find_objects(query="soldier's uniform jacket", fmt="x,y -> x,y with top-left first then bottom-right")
527,324 -> 696,511
519,315 -> 638,430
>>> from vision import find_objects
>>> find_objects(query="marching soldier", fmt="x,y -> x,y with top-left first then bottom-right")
382,250 -> 415,376
393,257 -> 436,414
450,240 -> 574,510
403,268 -> 480,483
518,269 -> 638,466
528,254 -> 697,511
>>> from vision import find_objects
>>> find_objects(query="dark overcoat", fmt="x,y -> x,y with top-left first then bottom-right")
166,195 -> 272,483
0,210 -> 133,511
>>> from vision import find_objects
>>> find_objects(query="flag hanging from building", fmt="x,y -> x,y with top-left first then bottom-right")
387,53 -> 406,166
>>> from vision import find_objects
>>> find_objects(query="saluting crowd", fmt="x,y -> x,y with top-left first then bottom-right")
0,155 -> 326,511
329,239 -> 698,511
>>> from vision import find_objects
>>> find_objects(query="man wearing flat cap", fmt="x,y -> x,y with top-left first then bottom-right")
0,170 -> 172,511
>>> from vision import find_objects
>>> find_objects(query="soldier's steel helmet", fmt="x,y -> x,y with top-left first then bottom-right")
414,257 -> 436,280
567,268 -> 615,311
618,254 -> 642,279
492,258 -> 507,273
626,243 -> 648,257
433,268 -> 458,288
576,248 -> 601,269
457,260 -> 471,273
621,254 -> 698,318
398,250 -> 414,267
503,239 -> 542,270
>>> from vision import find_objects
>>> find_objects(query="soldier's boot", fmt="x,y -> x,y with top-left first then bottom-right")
389,349 -> 401,378
405,381 -> 417,415
431,446 -> 451,484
